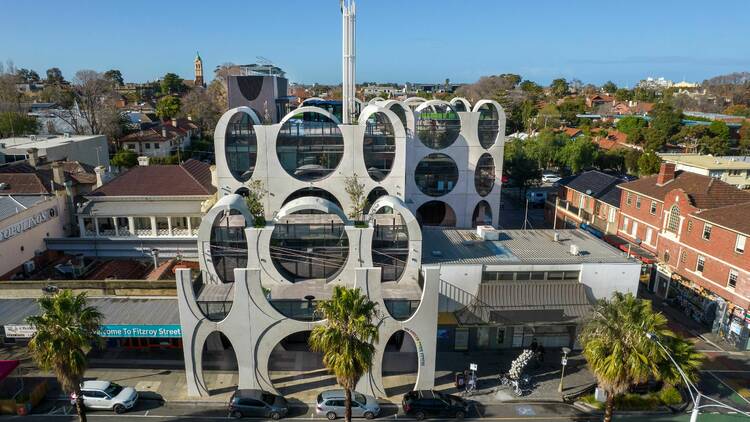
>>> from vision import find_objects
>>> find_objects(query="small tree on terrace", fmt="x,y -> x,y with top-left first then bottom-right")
344,173 -> 367,223
309,286 -> 379,422
27,290 -> 103,422
244,179 -> 267,226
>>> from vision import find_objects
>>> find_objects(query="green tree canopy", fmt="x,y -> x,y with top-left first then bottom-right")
0,112 -> 38,137
558,98 -> 586,126
160,72 -> 184,95
523,129 -> 566,169
309,287 -> 379,422
614,88 -> 633,102
504,139 -> 542,192
156,95 -> 181,119
740,121 -> 750,154
649,103 -> 683,138
27,290 -> 103,421
550,78 -> 569,98
111,149 -> 138,168
535,103 -> 561,129
602,81 -> 617,94
637,150 -> 662,175
615,116 -> 648,140
558,136 -> 599,173
45,67 -> 65,85
580,293 -> 701,422
103,69 -> 124,86
708,120 -> 730,140
723,104 -> 750,118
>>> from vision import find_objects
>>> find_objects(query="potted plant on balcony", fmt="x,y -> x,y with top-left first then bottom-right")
244,180 -> 267,228
345,174 -> 368,228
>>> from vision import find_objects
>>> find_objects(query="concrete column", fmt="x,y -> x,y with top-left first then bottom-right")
113,217 -> 119,237
150,217 -> 157,236
167,216 -> 173,237
128,217 -> 135,236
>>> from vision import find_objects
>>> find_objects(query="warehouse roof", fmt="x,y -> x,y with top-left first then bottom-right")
0,297 -> 179,326
421,228 -> 631,265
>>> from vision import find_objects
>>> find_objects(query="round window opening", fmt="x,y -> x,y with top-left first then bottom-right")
364,187 -> 389,214
416,103 -> 461,149
276,112 -> 343,181
282,187 -> 342,209
363,112 -> 396,182
209,209 -> 248,283
474,153 -> 495,197
371,207 -> 409,282
472,200 -> 493,227
270,211 -> 349,282
477,103 -> 500,149
389,104 -> 408,132
224,112 -> 257,182
416,201 -> 457,227
415,153 -> 459,197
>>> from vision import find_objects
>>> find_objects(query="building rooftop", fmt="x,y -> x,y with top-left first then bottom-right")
557,170 -> 626,207
421,228 -> 631,266
695,203 -> 750,236
0,297 -> 179,326
0,160 -> 97,194
0,134 -> 104,151
88,159 -> 215,197
618,170 -> 750,209
658,153 -> 750,170
0,195 -> 49,221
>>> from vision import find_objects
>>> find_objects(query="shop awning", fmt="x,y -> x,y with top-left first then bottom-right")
459,280 -> 595,325
0,360 -> 19,382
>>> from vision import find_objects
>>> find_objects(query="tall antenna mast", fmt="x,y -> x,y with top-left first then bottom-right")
341,0 -> 356,124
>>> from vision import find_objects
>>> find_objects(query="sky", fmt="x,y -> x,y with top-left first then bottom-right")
2,0 -> 750,87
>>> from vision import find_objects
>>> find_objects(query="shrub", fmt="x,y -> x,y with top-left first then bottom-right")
659,386 -> 682,406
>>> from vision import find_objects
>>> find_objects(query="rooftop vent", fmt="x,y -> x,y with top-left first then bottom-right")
569,244 -> 580,256
476,225 -> 499,241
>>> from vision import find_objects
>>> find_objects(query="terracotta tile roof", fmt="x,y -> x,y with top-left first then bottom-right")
562,127 -> 583,137
595,129 -> 629,151
695,203 -> 750,236
88,159 -> 215,197
619,171 -> 750,209
0,160 -> 97,194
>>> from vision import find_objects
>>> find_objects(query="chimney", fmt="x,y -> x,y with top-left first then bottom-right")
656,162 -> 676,185
210,165 -> 218,189
51,161 -> 65,186
138,156 -> 150,166
27,148 -> 39,168
94,165 -> 106,188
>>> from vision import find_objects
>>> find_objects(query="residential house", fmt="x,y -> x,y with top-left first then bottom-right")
118,118 -> 199,158
617,163 -> 750,349
659,154 -> 750,189
585,94 -> 614,108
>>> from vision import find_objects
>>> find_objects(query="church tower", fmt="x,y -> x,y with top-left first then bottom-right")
194,52 -> 204,87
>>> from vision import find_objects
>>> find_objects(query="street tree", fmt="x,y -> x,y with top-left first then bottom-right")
51,70 -> 121,138
0,112 -> 38,137
535,103 -> 561,129
27,290 -> 103,422
103,69 -> 124,86
111,149 -> 138,169
180,87 -> 222,132
160,72 -> 184,95
615,116 -> 648,140
602,81 -> 617,94
558,136 -> 599,173
580,292 -> 701,422
309,286 -> 379,422
637,151 -> 662,175
550,78 -> 569,98
156,95 -> 181,120
739,121 -> 750,153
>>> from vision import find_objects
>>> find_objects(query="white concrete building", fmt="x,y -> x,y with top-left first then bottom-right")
0,134 -> 109,168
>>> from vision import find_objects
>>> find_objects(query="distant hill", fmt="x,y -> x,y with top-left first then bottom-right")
703,72 -> 750,85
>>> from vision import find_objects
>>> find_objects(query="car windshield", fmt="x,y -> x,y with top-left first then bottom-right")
262,393 -> 276,405
104,383 -> 123,397
354,393 -> 366,404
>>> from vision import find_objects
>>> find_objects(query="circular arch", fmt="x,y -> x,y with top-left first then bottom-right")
404,97 -> 427,107
365,187 -> 389,214
472,200 -> 493,227
282,187 -> 342,209
213,107 -> 262,183
416,201 -> 457,227
379,100 -> 414,134
359,105 -> 405,182
369,97 -> 386,104
274,197 -> 349,224
415,100 -> 462,149
276,106 -> 344,182
473,99 -> 506,148
415,153 -> 459,197
301,97 -> 326,106
450,97 -> 471,112
278,105 -> 341,127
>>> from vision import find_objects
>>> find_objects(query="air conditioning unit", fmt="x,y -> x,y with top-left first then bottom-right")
569,244 -> 580,256
23,260 -> 36,274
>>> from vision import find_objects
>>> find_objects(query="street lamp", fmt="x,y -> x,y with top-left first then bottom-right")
558,346 -> 571,393
646,332 -> 750,421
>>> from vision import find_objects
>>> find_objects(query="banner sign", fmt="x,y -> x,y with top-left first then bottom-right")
3,324 -> 182,339
0,207 -> 58,242
98,325 -> 182,338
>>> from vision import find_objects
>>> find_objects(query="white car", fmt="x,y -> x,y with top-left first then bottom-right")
542,173 -> 561,184
79,380 -> 138,413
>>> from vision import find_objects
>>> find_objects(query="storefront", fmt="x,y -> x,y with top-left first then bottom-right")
663,272 -> 719,328
2,323 -> 183,350
715,303 -> 750,351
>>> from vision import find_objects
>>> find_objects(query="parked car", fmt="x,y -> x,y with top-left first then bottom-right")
79,380 -> 138,414
526,190 -> 547,206
541,172 -> 561,184
316,389 -> 380,420
228,389 -> 288,419
402,390 -> 469,420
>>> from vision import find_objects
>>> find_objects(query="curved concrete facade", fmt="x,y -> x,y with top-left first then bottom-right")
213,98 -> 505,228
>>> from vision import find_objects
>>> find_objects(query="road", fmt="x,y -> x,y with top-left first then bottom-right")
9,401 -> 750,422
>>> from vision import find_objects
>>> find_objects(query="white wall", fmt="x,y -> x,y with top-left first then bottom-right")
579,261 -> 641,300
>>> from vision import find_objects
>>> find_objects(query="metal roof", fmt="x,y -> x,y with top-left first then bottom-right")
0,195 -> 49,221
421,228 -> 631,266
79,199 -> 204,216
0,297 -> 179,326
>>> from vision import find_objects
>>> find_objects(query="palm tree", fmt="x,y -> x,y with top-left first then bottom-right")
309,286 -> 379,422
27,290 -> 103,422
579,292 -> 701,422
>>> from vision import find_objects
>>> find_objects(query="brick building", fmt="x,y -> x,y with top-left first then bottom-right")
546,170 -> 624,236
617,163 -> 750,349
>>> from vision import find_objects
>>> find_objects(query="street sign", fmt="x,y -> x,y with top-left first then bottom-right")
469,363 -> 478,371
561,357 -> 568,366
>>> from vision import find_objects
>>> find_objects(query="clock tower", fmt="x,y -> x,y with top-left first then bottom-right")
194,52 -> 204,87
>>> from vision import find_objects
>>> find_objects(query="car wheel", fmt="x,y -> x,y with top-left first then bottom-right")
270,411 -> 281,420
415,411 -> 426,421
230,410 -> 243,419
364,411 -> 375,420
113,404 -> 126,414
455,410 -> 465,420
327,411 -> 337,420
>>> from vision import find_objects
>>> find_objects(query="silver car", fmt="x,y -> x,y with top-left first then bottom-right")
316,390 -> 380,420
79,380 -> 138,414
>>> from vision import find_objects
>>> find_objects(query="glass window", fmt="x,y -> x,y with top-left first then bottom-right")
650,201 -> 657,215
277,112 -> 343,181
225,112 -> 257,182
515,272 -> 531,281
696,255 -> 705,273
728,269 -> 738,289
482,271 -> 498,282
680,251 -> 687,263
497,272 -> 514,281
635,196 -> 641,209
736,235 -> 746,253
414,153 -> 459,196
155,217 -> 169,235
667,206 -> 680,233
687,220 -> 693,232
547,271 -> 564,280
145,143 -> 151,149
702,223 -> 712,240
471,200 -> 492,227
154,143 -> 160,149
363,112 -> 395,182
97,217 -> 115,235
530,272 -> 545,280
626,192 -> 632,206
474,153 -> 495,196
563,271 -> 580,280
477,103 -> 499,148
416,103 -> 461,149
